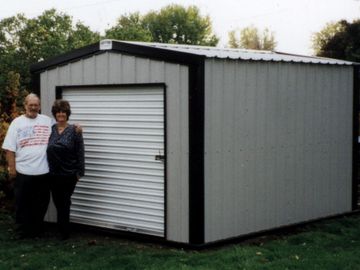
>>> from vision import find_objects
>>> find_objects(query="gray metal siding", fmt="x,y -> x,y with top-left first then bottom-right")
204,59 -> 353,242
40,52 -> 189,243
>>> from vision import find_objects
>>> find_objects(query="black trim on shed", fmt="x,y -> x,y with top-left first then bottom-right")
30,41 -> 203,74
30,72 -> 41,97
188,61 -> 205,245
353,66 -> 360,210
30,43 -> 100,73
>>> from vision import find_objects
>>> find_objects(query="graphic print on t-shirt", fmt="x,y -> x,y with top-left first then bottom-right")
18,124 -> 50,148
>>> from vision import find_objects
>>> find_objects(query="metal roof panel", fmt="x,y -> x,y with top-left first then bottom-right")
121,41 -> 355,65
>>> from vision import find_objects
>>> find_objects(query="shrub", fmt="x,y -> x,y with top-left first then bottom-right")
0,71 -> 25,208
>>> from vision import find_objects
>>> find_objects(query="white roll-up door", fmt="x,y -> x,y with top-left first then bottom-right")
62,85 -> 165,237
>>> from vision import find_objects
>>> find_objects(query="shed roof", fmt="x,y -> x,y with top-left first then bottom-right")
121,40 -> 354,65
30,39 -> 355,73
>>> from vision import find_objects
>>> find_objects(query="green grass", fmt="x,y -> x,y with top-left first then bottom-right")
1,212 -> 360,270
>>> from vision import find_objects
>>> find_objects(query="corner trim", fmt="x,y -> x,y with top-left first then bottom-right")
31,73 -> 41,97
353,66 -> 360,210
188,59 -> 205,245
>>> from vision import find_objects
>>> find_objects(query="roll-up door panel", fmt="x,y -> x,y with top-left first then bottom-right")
62,86 -> 165,237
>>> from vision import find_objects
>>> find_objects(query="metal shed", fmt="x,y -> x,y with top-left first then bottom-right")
30,39 -> 359,246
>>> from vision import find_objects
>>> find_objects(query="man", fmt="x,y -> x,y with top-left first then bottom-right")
2,93 -> 53,238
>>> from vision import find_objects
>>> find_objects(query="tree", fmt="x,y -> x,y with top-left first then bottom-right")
143,5 -> 219,46
105,4 -> 219,46
2,72 -> 24,121
0,72 -> 24,203
105,13 -> 152,41
0,14 -> 29,90
0,9 -> 100,91
312,20 -> 360,62
18,9 -> 100,61
228,25 -> 277,50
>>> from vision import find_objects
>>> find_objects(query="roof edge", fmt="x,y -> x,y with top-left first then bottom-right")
30,40 -> 205,73
30,42 -> 100,73
30,40 -> 358,73
273,50 -> 358,66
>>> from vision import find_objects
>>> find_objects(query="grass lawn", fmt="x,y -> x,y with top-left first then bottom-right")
1,211 -> 360,270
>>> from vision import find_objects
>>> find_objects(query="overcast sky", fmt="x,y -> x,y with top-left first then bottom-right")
0,0 -> 359,55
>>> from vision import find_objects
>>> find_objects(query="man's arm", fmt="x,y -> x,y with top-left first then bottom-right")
6,150 -> 16,179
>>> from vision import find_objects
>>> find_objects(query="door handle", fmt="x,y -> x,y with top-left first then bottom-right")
155,155 -> 165,161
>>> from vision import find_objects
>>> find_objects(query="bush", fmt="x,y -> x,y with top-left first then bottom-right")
0,72 -> 25,209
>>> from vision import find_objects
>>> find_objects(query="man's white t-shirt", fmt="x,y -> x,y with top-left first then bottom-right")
2,114 -> 53,175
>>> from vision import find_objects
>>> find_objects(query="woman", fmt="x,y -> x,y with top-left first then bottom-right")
47,99 -> 85,240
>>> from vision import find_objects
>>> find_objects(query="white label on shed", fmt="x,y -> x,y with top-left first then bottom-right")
63,85 -> 165,237
100,39 -> 112,50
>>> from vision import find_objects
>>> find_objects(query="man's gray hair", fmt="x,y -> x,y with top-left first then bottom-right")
24,93 -> 40,105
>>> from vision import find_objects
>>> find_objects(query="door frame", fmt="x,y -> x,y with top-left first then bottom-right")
55,83 -> 168,239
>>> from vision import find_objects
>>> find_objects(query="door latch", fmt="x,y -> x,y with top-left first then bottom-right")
155,155 -> 165,161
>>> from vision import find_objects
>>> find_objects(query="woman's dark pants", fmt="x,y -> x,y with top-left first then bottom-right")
51,174 -> 77,238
